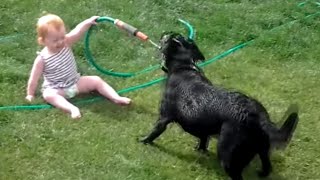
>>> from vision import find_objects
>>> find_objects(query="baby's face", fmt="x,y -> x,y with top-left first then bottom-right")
43,26 -> 66,53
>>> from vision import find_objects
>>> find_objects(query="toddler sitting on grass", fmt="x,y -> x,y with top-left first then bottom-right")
26,14 -> 131,119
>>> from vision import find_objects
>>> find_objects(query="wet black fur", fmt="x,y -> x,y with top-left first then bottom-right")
140,32 -> 299,180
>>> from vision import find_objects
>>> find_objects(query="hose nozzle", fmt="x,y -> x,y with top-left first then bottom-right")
114,19 -> 161,49
114,19 -> 148,41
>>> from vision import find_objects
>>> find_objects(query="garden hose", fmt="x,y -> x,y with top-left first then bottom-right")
1,27 -> 250,111
84,17 -> 195,77
0,3 -> 319,111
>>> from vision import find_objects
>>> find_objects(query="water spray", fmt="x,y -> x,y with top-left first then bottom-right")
83,16 -> 194,78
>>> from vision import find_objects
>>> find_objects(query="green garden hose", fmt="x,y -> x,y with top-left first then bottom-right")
84,17 -> 195,77
1,5 -> 319,111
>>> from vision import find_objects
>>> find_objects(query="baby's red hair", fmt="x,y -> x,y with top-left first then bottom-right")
36,14 -> 65,43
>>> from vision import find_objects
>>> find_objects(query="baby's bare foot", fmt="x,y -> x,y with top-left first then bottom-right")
70,107 -> 81,119
114,97 -> 131,105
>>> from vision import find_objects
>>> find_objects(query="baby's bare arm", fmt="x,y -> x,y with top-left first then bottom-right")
65,16 -> 99,46
26,55 -> 44,101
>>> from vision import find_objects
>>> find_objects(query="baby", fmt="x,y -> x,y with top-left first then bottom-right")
26,14 -> 131,119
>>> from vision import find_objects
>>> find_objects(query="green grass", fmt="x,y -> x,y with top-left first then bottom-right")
1,0 -> 320,179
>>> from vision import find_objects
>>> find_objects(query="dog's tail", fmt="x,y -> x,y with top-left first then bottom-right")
265,104 -> 299,150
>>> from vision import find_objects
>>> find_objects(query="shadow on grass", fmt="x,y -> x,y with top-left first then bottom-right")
145,143 -> 289,180
146,143 -> 227,179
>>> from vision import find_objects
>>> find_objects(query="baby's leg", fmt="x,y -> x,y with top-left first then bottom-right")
76,76 -> 131,105
42,88 -> 81,119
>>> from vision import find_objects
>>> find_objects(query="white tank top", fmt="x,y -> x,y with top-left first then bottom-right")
40,47 -> 80,89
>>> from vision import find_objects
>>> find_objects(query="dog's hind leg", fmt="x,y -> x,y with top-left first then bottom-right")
196,136 -> 209,152
140,117 -> 171,144
257,150 -> 272,177
217,123 -> 244,180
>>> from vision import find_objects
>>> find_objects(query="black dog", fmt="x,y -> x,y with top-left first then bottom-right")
140,32 -> 299,180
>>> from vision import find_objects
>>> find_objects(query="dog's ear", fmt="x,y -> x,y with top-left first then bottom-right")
187,38 -> 205,62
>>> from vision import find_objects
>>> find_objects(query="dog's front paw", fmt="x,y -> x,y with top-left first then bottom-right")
139,137 -> 154,145
195,148 -> 209,154
257,169 -> 271,177
194,144 -> 208,153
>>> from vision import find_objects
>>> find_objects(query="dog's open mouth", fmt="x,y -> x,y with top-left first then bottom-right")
159,32 -> 182,50
159,34 -> 171,51
157,31 -> 205,73
159,33 -> 175,72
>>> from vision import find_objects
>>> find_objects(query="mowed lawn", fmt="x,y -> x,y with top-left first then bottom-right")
0,0 -> 320,179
